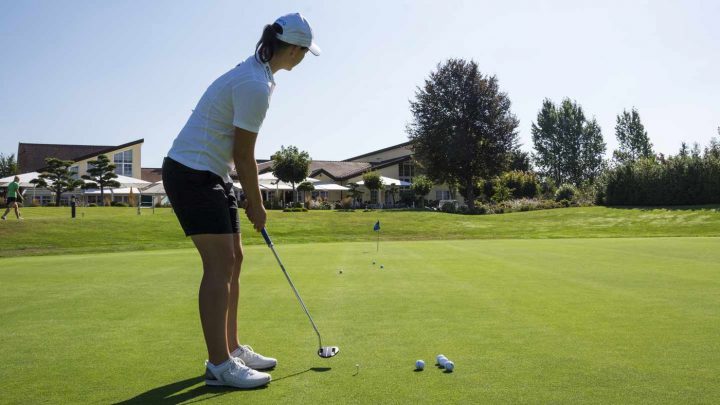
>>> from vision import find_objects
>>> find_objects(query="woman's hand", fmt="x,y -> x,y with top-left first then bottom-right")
244,200 -> 267,232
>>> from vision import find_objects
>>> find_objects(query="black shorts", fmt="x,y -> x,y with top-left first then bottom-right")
162,157 -> 239,236
6,197 -> 17,206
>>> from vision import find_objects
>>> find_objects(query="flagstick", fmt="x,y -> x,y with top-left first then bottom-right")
376,227 -> 380,253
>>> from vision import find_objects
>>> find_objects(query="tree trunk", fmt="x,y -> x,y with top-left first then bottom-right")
465,178 -> 476,212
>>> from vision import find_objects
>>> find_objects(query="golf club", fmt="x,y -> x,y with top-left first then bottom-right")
261,228 -> 340,358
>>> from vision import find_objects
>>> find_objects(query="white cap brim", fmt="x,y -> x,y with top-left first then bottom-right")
308,42 -> 321,56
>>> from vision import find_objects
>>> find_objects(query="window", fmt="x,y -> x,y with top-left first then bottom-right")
398,161 -> 414,183
436,190 -> 451,201
69,166 -> 79,179
114,150 -> 133,176
370,189 -> 378,204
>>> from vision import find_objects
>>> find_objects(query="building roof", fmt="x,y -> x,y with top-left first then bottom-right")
258,160 -> 374,181
342,141 -> 412,162
141,167 -> 163,183
18,139 -> 144,172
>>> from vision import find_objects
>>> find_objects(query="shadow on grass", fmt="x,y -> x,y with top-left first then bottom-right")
116,368 -> 330,404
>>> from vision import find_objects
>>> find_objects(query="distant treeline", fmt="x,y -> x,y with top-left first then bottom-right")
600,142 -> 720,206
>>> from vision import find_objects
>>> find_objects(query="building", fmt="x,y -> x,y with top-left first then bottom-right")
258,141 -> 458,207
18,139 -> 144,179
16,139 -> 146,205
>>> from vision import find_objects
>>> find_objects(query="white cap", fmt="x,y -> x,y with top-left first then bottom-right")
274,13 -> 321,56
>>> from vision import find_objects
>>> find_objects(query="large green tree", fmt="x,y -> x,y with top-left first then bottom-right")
0,153 -> 17,178
30,158 -> 84,206
531,98 -> 606,186
271,145 -> 311,205
410,175 -> 434,207
81,154 -> 120,206
613,108 -> 654,164
361,171 -> 384,205
407,59 -> 520,211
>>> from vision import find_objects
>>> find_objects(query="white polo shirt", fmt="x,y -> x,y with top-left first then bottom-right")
168,55 -> 275,182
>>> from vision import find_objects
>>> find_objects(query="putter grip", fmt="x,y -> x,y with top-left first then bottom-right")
261,228 -> 273,246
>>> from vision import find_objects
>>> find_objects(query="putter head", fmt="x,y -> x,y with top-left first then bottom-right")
318,346 -> 340,358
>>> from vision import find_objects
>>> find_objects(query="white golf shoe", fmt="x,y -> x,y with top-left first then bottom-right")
204,357 -> 271,389
231,345 -> 277,370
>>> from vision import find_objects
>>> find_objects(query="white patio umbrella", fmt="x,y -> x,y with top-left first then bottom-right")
353,176 -> 411,187
257,172 -> 319,185
112,174 -> 151,188
141,181 -> 165,195
314,183 -> 350,191
0,172 -> 44,187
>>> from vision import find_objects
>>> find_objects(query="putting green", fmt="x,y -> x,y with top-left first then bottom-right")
1,238 -> 719,403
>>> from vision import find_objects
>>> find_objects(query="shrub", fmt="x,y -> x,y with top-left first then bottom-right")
111,201 -> 129,207
45,202 -> 56,207
501,171 -> 541,199
88,203 -> 98,207
440,201 -> 458,213
555,184 -> 577,202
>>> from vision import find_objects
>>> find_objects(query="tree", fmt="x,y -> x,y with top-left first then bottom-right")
387,183 -> 399,205
410,175 -> 434,207
509,149 -> 532,172
362,171 -> 384,205
613,108 -> 653,164
30,158 -> 84,206
297,181 -> 315,203
81,154 -> 120,206
0,153 -> 17,178
407,59 -> 520,211
346,183 -> 364,208
271,145 -> 311,205
531,98 -> 606,186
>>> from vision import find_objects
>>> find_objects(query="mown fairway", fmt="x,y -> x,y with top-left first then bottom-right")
1,206 -> 720,257
1,236 -> 719,404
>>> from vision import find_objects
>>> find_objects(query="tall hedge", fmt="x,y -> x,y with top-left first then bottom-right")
602,154 -> 720,205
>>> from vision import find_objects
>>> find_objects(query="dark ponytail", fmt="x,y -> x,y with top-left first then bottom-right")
255,23 -> 291,63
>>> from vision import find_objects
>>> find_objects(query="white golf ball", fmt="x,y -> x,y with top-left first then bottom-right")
444,361 -> 455,372
436,354 -> 448,366
415,360 -> 425,370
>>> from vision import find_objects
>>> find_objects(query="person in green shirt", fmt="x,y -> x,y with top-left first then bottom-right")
2,176 -> 23,220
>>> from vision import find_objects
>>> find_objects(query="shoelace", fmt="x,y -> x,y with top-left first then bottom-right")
230,357 -> 255,376
240,345 -> 261,360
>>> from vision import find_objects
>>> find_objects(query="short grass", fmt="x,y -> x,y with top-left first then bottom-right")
1,205 -> 720,257
1,238 -> 719,404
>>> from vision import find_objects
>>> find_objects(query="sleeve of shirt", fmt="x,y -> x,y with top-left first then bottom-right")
232,81 -> 270,133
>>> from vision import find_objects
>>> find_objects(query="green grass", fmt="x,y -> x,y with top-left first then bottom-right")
1,205 -> 720,257
1,238 -> 719,404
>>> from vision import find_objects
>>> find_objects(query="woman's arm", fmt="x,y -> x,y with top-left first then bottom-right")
233,126 -> 266,231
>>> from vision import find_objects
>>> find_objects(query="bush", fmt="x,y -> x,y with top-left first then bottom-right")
555,184 -> 577,202
111,201 -> 129,207
602,152 -> 720,206
440,201 -> 458,213
501,171 -> 541,199
88,203 -> 98,207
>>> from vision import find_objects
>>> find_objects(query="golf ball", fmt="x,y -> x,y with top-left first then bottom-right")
436,354 -> 448,366
415,360 -> 425,370
444,361 -> 455,372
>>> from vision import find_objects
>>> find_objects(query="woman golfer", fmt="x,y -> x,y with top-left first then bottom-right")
162,13 -> 319,389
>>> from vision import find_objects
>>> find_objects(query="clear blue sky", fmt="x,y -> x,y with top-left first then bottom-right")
1,0 -> 718,169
